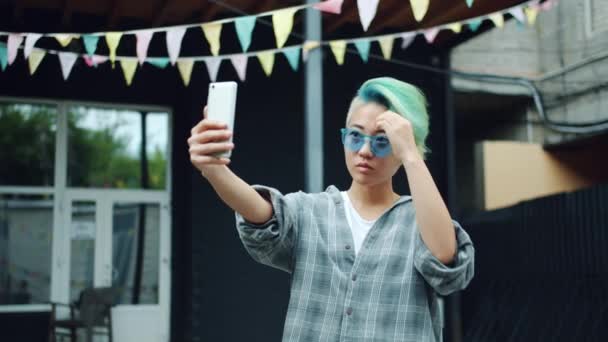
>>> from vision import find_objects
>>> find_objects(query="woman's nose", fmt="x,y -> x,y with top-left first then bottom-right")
357,139 -> 374,158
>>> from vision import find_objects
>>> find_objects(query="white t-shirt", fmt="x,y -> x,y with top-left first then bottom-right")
341,191 -> 377,255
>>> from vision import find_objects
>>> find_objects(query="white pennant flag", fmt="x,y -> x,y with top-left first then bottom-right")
136,30 -> 154,65
509,6 -> 526,24
166,27 -> 187,65
8,34 -> 24,65
204,57 -> 222,81
58,52 -> 78,80
357,0 -> 380,31
24,34 -> 42,59
400,32 -> 416,49
230,55 -> 248,81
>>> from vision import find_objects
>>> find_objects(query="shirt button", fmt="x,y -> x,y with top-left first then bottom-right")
345,245 -> 351,250
352,274 -> 357,281
346,307 -> 353,315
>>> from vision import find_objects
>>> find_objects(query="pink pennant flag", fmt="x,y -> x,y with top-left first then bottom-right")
136,30 -> 154,65
509,6 -> 526,23
357,0 -> 380,31
313,0 -> 344,14
540,0 -> 557,11
166,27 -> 187,65
24,34 -> 42,59
204,57 -> 222,82
423,28 -> 440,43
83,55 -> 108,67
230,55 -> 248,81
400,32 -> 416,49
58,52 -> 78,80
8,34 -> 24,65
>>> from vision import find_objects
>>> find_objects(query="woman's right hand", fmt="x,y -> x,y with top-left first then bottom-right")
188,105 -> 235,175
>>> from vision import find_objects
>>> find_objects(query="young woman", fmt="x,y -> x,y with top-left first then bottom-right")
188,77 -> 475,341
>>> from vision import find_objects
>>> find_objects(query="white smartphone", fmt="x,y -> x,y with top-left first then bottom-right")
207,81 -> 238,158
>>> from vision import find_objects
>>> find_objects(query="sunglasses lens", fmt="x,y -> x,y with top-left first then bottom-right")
372,137 -> 391,157
343,130 -> 364,151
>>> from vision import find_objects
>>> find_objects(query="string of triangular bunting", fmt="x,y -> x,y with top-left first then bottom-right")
0,0 -> 556,86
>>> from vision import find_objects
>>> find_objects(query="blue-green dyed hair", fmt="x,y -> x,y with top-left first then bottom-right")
347,77 -> 431,159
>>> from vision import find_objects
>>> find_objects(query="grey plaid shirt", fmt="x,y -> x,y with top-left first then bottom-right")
235,185 -> 475,342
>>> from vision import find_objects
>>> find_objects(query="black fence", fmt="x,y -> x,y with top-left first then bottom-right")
461,183 -> 608,341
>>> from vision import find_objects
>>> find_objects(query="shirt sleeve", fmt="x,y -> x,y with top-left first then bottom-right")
234,185 -> 302,274
413,219 -> 475,296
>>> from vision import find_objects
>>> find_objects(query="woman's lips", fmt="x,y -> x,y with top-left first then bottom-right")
355,163 -> 373,172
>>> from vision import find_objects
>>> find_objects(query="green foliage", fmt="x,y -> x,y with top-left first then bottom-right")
0,105 -> 167,189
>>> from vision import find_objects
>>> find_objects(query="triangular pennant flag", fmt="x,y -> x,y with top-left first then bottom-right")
54,34 -> 74,47
201,22 -> 223,56
329,40 -> 347,65
136,31 -> 154,65
540,0 -> 557,11
166,27 -> 186,65
400,32 -> 416,49
0,43 -> 8,71
272,8 -> 297,48
105,32 -> 123,68
466,0 -> 474,8
410,0 -> 430,22
28,50 -> 45,75
204,57 -> 222,81
230,55 -> 248,81
313,0 -> 344,14
282,46 -> 301,71
24,34 -> 42,59
83,55 -> 108,67
509,7 -> 526,24
448,23 -> 462,33
120,59 -> 137,86
58,52 -> 77,80
177,59 -> 194,86
256,51 -> 275,76
378,37 -> 394,59
357,0 -> 379,31
82,35 -> 100,56
234,16 -> 256,52
468,18 -> 483,32
302,40 -> 320,61
423,28 -> 440,43
8,34 -> 24,65
489,13 -> 504,28
354,39 -> 371,63
525,7 -> 539,25
147,57 -> 170,69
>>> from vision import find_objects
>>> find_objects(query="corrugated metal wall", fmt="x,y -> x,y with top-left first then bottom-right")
461,183 -> 608,341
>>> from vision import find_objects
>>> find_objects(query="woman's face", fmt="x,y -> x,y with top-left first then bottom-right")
344,102 -> 403,186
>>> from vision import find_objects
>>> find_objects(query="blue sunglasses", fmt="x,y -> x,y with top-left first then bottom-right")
340,128 -> 392,158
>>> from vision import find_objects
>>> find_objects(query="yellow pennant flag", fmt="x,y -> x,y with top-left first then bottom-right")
489,13 -> 504,28
201,23 -> 223,56
302,40 -> 321,61
257,51 -> 275,76
28,50 -> 45,75
329,40 -> 347,65
410,0 -> 429,22
177,59 -> 195,86
378,37 -> 394,59
106,32 -> 123,68
448,23 -> 462,33
272,8 -> 297,48
120,58 -> 137,86
524,7 -> 539,25
54,34 -> 74,47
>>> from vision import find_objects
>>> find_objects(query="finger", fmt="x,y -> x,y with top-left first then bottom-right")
189,142 -> 234,155
189,130 -> 232,144
191,119 -> 228,135
203,105 -> 208,119
191,155 -> 231,165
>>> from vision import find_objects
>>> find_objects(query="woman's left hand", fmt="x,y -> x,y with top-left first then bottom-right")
376,110 -> 422,165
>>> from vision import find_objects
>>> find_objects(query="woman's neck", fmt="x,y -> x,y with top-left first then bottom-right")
347,181 -> 399,207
